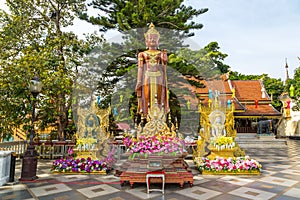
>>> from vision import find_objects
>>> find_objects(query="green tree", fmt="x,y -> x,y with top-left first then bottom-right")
285,64 -> 300,111
263,76 -> 285,111
82,0 -> 208,33
204,42 -> 230,73
0,0 -> 101,140
82,0 -> 209,57
171,42 -> 230,78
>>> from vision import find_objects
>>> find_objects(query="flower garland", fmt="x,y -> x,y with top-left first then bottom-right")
123,135 -> 185,159
198,156 -> 262,173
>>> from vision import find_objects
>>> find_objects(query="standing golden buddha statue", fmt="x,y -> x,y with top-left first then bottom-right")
136,23 -> 169,116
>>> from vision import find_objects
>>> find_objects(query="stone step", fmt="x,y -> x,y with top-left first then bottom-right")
236,133 -> 257,139
236,134 -> 287,148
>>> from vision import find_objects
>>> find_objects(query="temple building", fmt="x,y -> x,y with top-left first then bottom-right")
181,74 -> 282,134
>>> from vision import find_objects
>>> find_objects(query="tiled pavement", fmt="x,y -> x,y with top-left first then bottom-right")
1,139 -> 300,200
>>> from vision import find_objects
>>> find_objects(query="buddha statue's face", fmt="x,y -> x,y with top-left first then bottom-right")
146,34 -> 159,48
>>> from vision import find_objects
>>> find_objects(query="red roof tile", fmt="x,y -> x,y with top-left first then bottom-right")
231,80 -> 269,101
169,75 -> 281,117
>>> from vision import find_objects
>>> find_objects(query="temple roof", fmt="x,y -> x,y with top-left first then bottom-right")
231,80 -> 269,101
179,75 -> 281,118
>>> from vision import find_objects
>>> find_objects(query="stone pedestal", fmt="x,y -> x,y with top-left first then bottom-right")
20,148 -> 38,181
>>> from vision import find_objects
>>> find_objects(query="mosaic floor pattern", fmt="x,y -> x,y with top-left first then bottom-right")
1,139 -> 300,200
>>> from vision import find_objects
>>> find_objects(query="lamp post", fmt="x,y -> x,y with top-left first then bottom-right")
20,74 -> 42,181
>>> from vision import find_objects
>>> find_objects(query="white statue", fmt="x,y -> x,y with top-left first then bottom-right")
209,110 -> 226,138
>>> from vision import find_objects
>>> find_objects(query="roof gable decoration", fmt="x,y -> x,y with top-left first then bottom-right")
261,87 -> 266,99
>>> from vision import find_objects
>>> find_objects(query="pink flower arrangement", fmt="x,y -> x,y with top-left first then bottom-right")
123,135 -> 185,159
198,156 -> 262,173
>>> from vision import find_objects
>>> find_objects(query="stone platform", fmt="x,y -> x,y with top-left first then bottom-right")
235,133 -> 287,148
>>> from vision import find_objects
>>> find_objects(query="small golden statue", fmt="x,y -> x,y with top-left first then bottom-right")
75,99 -> 111,159
194,96 -> 238,158
137,105 -> 176,138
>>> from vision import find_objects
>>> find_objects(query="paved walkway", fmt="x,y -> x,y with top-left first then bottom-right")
1,139 -> 300,200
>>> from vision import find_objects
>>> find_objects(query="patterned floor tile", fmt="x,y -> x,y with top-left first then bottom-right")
198,179 -> 240,193
124,185 -> 162,199
290,165 -> 300,170
77,184 -> 120,198
283,188 -> 300,198
94,174 -> 120,183
2,139 -> 300,200
293,183 -> 300,189
272,172 -> 300,181
103,191 -> 150,200
269,164 -> 292,169
259,176 -> 298,187
246,180 -> 288,194
0,189 -> 33,200
229,186 -> 276,200
192,175 -> 210,185
280,169 -> 300,176
260,169 -> 278,176
0,184 -> 26,194
175,186 -> 222,200
218,176 -> 256,186
212,193 -> 257,200
53,174 -> 90,183
29,183 -> 72,197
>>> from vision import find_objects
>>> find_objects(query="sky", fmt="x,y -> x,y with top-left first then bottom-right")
1,0 -> 300,80
186,0 -> 300,80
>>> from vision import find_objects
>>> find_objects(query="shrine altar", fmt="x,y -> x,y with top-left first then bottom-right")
118,155 -> 193,189
120,170 -> 193,189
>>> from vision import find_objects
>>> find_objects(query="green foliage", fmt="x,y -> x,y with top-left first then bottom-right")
285,66 -> 300,111
204,42 -> 230,73
170,42 -> 228,79
0,0 -> 102,140
263,76 -> 284,111
83,0 -> 208,34
229,71 -> 264,80
168,53 -> 201,76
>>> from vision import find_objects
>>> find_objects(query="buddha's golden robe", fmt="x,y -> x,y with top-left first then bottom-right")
136,49 -> 168,116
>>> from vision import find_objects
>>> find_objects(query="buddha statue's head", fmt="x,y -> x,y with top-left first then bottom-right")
144,23 -> 160,48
